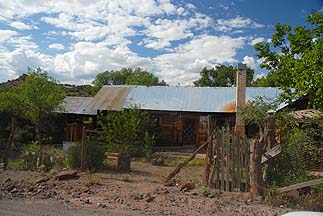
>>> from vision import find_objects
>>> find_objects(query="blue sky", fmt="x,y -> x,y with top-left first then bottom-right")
0,0 -> 322,85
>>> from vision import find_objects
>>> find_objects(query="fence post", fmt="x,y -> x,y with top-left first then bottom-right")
204,115 -> 213,186
80,126 -> 86,171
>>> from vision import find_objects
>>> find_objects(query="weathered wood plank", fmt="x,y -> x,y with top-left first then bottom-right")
204,115 -> 213,186
237,133 -> 241,191
226,126 -> 230,191
261,144 -> 281,164
231,132 -> 236,191
164,140 -> 209,184
277,178 -> 323,193
221,127 -> 225,191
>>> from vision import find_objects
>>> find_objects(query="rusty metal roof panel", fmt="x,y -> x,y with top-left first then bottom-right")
85,86 -> 132,113
121,86 -> 285,113
59,97 -> 95,115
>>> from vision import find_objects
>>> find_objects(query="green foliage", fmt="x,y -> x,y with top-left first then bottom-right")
0,68 -> 65,146
163,157 -> 205,167
193,65 -> 254,87
67,142 -> 106,171
99,106 -> 156,157
266,117 -> 323,187
93,67 -> 167,92
20,68 -> 65,129
20,141 -> 40,171
239,97 -> 277,128
67,145 -> 80,169
254,12 -> 323,109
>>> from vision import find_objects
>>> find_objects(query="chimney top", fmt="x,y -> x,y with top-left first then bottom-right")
237,63 -> 247,70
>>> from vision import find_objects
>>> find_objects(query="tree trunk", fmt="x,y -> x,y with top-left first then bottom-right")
117,153 -> 131,171
249,128 -> 267,198
36,122 -> 43,166
3,116 -> 16,170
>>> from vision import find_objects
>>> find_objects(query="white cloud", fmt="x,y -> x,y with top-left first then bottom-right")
48,43 -> 65,50
216,16 -> 264,32
242,56 -> 258,70
153,35 -> 245,85
254,73 -> 266,80
9,21 -> 38,30
0,1 -> 259,86
0,30 -> 18,43
250,37 -> 265,45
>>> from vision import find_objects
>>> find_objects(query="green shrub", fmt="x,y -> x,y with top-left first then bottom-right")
67,142 -> 106,171
99,106 -> 157,157
20,141 -> 40,170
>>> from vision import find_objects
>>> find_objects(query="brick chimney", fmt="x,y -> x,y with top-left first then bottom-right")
235,63 -> 246,136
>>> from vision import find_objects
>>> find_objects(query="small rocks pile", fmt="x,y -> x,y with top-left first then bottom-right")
0,170 -> 79,200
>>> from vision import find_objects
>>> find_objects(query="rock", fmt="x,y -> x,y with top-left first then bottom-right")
144,194 -> 155,202
6,185 -> 15,192
35,176 -> 49,184
245,199 -> 252,205
151,157 -> 165,166
4,178 -> 11,183
54,171 -> 78,181
179,181 -> 194,191
84,199 -> 91,204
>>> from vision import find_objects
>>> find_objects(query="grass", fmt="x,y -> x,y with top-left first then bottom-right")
162,156 -> 205,167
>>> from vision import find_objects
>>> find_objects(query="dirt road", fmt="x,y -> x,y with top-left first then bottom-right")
0,198 -> 148,216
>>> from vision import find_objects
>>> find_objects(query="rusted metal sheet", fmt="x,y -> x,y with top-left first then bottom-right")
59,97 -> 95,115
85,86 -> 132,112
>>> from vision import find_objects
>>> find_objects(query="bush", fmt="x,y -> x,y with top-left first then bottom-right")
67,142 -> 106,171
99,106 -> 157,157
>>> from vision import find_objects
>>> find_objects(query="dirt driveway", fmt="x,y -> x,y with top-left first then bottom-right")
0,161 -> 291,216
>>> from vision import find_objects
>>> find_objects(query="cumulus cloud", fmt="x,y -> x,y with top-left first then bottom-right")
242,55 -> 258,70
0,1 -> 258,85
250,37 -> 265,45
154,35 -> 245,85
216,16 -> 264,32
48,43 -> 65,50
9,21 -> 38,30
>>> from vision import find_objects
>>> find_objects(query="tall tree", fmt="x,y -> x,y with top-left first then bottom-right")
93,67 -> 167,91
20,68 -> 65,147
0,87 -> 25,169
254,12 -> 323,109
0,68 -> 65,168
193,65 -> 254,87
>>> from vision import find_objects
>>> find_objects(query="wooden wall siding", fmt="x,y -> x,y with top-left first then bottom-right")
158,114 -> 209,147
210,127 -> 250,192
65,123 -> 83,142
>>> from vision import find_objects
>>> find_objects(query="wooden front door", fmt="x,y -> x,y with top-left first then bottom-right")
182,119 -> 196,145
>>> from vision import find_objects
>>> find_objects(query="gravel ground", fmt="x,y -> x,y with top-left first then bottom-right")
0,162 -> 292,216
0,198 -> 147,216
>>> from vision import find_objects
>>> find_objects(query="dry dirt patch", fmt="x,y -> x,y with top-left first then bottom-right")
0,161 -> 290,215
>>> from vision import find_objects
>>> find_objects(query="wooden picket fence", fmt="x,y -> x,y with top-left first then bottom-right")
210,127 -> 250,192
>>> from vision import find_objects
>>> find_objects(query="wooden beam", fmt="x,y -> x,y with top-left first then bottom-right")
261,144 -> 281,164
164,139 -> 209,184
277,178 -> 323,193
203,115 -> 213,186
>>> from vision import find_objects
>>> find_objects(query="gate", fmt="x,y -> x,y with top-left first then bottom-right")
210,127 -> 250,192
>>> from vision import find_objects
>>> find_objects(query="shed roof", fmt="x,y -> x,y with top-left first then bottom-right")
82,85 -> 286,114
59,97 -> 95,115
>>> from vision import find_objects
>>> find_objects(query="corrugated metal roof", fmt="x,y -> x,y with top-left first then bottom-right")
85,86 -> 132,113
59,97 -> 95,115
83,85 -> 286,113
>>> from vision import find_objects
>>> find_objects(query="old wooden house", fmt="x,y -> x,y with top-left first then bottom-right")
59,85 -> 285,149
